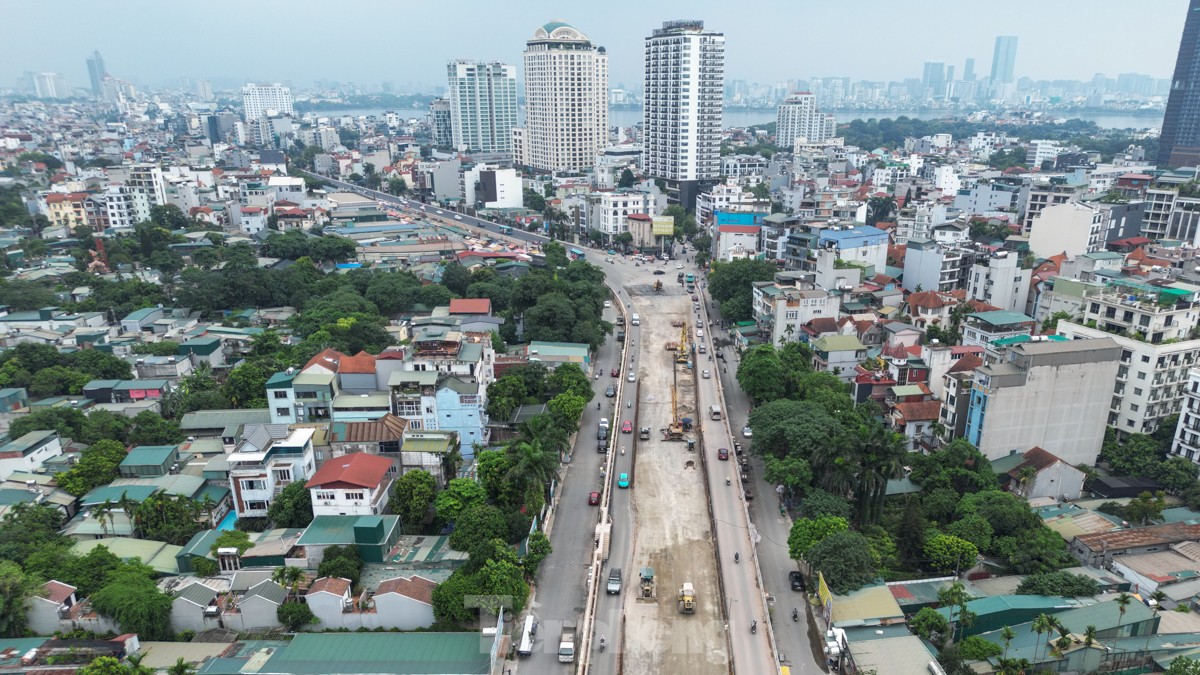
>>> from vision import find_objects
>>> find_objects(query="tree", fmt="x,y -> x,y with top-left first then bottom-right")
391,470 -> 437,533
387,177 -> 409,196
130,493 -> 204,545
91,568 -> 174,640
1125,490 -> 1167,525
436,478 -> 488,524
441,263 -> 471,296
707,258 -> 777,322
56,439 -> 127,497
546,393 -> 586,433
617,168 -> 636,188
1115,592 -> 1133,633
431,568 -> 479,627
127,411 -> 184,446
1031,613 -> 1055,664
736,345 -> 787,404
29,366 -> 91,398
911,606 -> 951,642
925,534 -> 978,575
277,601 -> 318,631
1168,657 -> 1200,675
267,481 -> 314,528
1041,311 -> 1073,334
937,581 -> 974,644
0,503 -> 68,563
166,658 -> 197,675
271,565 -> 305,600
1016,571 -> 1100,597
476,558 -> 530,615
959,636 -> 1002,660
806,531 -> 876,595
787,516 -> 848,559
523,530 -> 552,578
0,561 -> 32,637
449,504 -> 509,551
866,195 -> 896,227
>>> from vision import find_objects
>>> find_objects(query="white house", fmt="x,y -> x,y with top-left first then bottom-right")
0,430 -> 63,480
373,576 -> 437,630
995,446 -> 1087,501
305,452 -> 394,517
227,426 -> 316,519
26,581 -> 77,636
170,582 -> 222,634
305,576 -> 354,624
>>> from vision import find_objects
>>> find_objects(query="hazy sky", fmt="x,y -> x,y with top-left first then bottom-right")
2,0 -> 1189,92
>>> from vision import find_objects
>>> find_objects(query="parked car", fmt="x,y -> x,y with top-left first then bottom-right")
604,300 -> 612,308
589,491 -> 601,506
617,473 -> 630,488
717,447 -> 729,461
653,269 -> 665,275
789,571 -> 806,592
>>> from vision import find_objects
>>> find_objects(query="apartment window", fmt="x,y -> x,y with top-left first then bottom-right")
1131,404 -> 1140,412
275,407 -> 290,418
345,492 -> 365,501
241,479 -> 266,491
246,501 -> 268,512
273,468 -> 292,483
1134,388 -> 1143,396
273,390 -> 288,399
315,491 -> 335,501
1137,371 -> 1147,380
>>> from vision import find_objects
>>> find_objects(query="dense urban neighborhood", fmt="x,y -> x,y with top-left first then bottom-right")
5,5 -> 1200,675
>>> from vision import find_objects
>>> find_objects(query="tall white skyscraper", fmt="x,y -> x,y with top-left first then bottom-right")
86,51 -> 106,97
446,60 -> 518,154
776,93 -> 836,147
32,73 -> 71,100
241,83 -> 294,121
643,20 -> 724,209
990,36 -> 1018,85
514,21 -> 608,173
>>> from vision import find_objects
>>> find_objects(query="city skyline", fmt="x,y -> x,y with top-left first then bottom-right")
0,0 -> 1187,94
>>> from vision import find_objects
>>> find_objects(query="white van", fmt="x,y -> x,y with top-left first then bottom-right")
630,313 -> 641,326
709,405 -> 722,420
517,615 -> 536,657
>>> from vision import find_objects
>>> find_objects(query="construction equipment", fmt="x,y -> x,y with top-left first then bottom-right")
678,582 -> 696,614
640,567 -> 656,599
653,280 -> 664,293
674,321 -> 690,364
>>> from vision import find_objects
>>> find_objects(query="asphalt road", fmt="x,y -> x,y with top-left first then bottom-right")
313,175 -> 825,674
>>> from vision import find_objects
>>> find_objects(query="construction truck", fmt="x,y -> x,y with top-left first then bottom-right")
558,621 -> 577,663
678,582 -> 696,614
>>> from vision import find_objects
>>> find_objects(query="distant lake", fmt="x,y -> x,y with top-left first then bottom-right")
308,106 -> 1165,131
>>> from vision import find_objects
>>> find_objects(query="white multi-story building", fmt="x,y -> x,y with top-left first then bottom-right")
1028,201 -> 1106,259
461,165 -> 521,209
642,20 -> 724,209
241,83 -> 294,122
446,61 -> 518,154
696,182 -> 753,227
515,21 -> 609,172
32,72 -> 71,99
1027,139 -> 1063,168
306,452 -> 394,517
964,337 -> 1121,466
93,185 -> 151,229
968,250 -> 1031,315
587,189 -> 652,239
128,164 -> 166,207
227,427 -> 316,519
902,238 -> 976,293
751,280 -> 831,346
776,93 -> 835,147
1059,283 -> 1200,435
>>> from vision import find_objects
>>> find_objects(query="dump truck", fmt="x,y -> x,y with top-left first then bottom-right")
678,582 -> 696,614
558,621 -> 577,662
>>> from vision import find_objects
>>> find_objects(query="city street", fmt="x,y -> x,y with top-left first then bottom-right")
314,177 -> 825,674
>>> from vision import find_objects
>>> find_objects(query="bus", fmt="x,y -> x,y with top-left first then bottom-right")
498,225 -> 513,235
569,247 -> 585,260
517,615 -> 536,657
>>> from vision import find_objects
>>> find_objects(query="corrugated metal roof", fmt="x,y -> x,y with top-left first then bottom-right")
258,633 -> 491,675
831,583 -> 904,626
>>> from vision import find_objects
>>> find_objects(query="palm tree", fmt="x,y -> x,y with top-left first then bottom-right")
851,425 -> 908,524
166,658 -> 197,675
1049,626 -> 1072,658
126,653 -> 153,675
1115,592 -> 1133,636
94,499 -> 115,537
937,582 -> 970,644
810,435 -> 857,498
1146,590 -> 1166,652
1031,613 -> 1054,664
1000,625 -> 1016,660
1083,624 -> 1098,651
1017,466 -> 1037,497
505,440 -> 558,490
995,657 -> 1031,675
272,566 -> 305,601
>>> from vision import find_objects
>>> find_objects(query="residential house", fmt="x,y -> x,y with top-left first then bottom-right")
170,582 -> 222,634
305,577 -> 354,625
226,426 -> 316,519
26,581 -> 77,636
992,446 -> 1088,501
960,310 -> 1036,359
372,576 -> 437,630
292,515 -> 402,568
224,578 -> 288,632
968,249 -> 1031,315
306,452 -> 394,517
0,430 -> 63,480
964,337 -> 1120,465
117,445 -> 178,478
891,401 -> 942,451
811,335 -> 868,382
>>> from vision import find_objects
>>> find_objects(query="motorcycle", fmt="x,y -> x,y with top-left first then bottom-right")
750,621 -> 757,634
726,477 -> 731,486
734,552 -> 740,563
792,608 -> 799,622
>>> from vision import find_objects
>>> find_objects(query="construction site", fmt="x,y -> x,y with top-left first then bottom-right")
619,279 -> 726,675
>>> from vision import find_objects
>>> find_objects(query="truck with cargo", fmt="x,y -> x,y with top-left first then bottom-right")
558,621 -> 577,662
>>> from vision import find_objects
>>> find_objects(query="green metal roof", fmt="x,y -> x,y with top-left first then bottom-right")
935,594 -> 1077,622
180,409 -> 271,430
80,484 -> 158,506
178,529 -> 224,559
889,384 -> 926,397
967,310 -> 1035,326
990,334 -> 1068,348
120,445 -> 177,468
296,515 -> 401,546
259,633 -> 491,675
811,335 -> 867,352
403,437 -> 454,454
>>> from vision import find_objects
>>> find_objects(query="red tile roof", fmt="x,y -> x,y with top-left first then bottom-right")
306,577 -> 352,597
946,353 -> 983,374
305,452 -> 393,490
42,581 -> 75,604
893,401 -> 942,423
449,298 -> 492,315
376,575 -> 436,605
305,348 -> 345,372
907,291 -> 953,310
338,351 -> 377,375
717,225 -> 760,234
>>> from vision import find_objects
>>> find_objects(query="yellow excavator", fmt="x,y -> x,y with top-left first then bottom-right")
678,582 -> 696,614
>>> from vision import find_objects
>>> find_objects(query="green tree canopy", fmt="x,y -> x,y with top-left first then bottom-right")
267,481 -> 314,528
391,470 -> 437,533
807,531 -> 877,595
